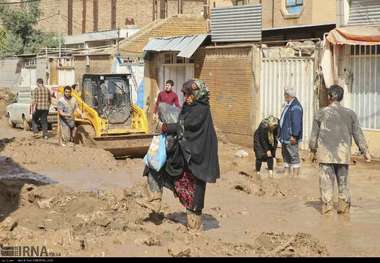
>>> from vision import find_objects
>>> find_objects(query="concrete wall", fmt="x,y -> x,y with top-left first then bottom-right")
0,58 -> 23,91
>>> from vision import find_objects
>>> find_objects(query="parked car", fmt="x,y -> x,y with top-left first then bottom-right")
6,89 -> 57,131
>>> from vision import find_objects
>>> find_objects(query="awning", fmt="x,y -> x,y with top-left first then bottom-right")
143,34 -> 209,58
326,26 -> 380,45
321,25 -> 380,88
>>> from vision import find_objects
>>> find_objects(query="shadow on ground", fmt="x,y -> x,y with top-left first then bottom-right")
0,137 -> 55,223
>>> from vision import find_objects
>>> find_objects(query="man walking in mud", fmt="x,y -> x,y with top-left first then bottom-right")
31,78 -> 51,139
309,85 -> 371,215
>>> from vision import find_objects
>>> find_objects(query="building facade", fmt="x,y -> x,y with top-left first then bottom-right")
31,0 -> 206,36
210,0 -> 336,29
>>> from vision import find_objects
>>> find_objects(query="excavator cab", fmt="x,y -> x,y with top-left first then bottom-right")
82,74 -> 132,126
57,73 -> 154,158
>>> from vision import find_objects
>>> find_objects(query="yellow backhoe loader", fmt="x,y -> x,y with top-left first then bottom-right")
58,73 -> 155,158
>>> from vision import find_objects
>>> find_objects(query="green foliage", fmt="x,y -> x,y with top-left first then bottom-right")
0,1 -> 60,56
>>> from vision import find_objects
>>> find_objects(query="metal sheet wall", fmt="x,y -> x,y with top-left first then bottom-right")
210,4 -> 262,42
348,0 -> 380,26
260,56 -> 315,149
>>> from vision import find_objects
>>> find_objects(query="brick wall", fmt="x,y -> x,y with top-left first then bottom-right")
193,46 -> 255,146
168,0 -> 179,17
36,0 -> 67,34
183,0 -> 204,16
33,0 -> 204,36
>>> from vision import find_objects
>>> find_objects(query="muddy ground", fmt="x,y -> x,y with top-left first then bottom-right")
1,89 -> 380,257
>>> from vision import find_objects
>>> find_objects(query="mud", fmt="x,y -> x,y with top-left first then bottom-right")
0,183 -> 328,257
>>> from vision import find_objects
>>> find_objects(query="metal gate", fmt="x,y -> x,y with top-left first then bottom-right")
347,45 -> 380,130
260,56 -> 316,149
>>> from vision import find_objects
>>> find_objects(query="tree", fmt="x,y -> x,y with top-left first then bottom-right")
0,1 -> 61,56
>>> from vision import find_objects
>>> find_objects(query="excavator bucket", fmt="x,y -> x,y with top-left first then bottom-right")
93,134 -> 154,158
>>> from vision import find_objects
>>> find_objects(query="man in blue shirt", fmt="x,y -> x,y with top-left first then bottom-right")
279,88 -> 303,177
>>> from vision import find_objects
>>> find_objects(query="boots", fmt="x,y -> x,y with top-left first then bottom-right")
136,185 -> 162,213
337,198 -> 350,214
321,201 -> 334,215
187,211 -> 202,231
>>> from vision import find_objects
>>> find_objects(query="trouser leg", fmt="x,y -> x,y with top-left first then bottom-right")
40,110 -> 49,137
136,166 -> 163,213
335,164 -> 351,214
32,110 -> 41,134
147,168 -> 163,194
267,157 -> 274,170
335,164 -> 350,203
319,164 -> 335,204
255,159 -> 262,172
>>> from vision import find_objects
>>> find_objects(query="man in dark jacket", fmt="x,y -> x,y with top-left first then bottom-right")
278,88 -> 303,177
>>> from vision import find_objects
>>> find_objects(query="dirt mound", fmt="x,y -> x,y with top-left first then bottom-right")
1,137 -> 121,172
0,183 -> 148,256
0,88 -> 16,118
254,232 -> 329,257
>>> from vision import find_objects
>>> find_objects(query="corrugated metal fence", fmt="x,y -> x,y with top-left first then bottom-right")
210,4 -> 262,42
348,0 -> 380,26
260,56 -> 316,149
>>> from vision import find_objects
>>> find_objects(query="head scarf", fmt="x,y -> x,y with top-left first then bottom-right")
182,79 -> 210,105
263,115 -> 279,146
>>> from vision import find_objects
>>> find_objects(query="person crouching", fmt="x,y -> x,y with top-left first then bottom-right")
254,115 -> 279,177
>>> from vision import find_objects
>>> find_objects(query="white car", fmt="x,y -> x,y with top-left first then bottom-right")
6,89 -> 57,131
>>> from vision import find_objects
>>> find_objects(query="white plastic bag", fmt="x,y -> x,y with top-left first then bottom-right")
144,135 -> 167,171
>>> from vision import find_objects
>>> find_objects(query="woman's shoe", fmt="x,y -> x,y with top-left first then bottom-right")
187,211 -> 202,231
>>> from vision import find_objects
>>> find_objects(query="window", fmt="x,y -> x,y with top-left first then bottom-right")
285,0 -> 303,15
